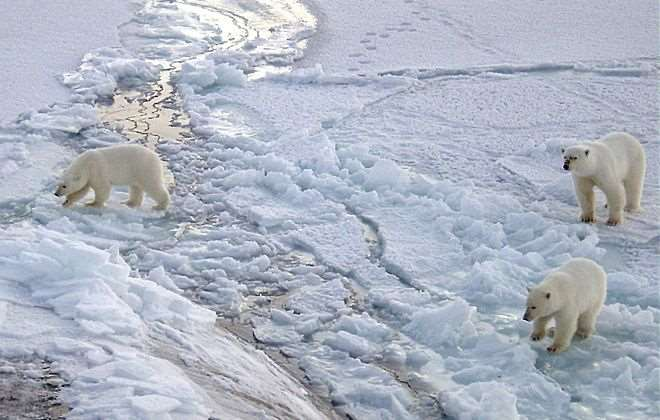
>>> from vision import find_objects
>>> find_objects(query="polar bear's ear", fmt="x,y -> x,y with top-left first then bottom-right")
545,292 -> 551,299
584,149 -> 589,157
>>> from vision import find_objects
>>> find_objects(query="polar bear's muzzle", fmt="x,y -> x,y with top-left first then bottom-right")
563,160 -> 570,171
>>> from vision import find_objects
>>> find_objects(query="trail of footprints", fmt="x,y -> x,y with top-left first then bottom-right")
348,0 -> 430,74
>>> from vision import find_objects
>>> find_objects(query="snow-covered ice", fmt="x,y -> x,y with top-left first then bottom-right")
0,0 -> 138,123
1,0 -> 658,419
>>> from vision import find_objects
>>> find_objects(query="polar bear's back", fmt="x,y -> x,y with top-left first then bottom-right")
95,144 -> 164,187
598,132 -> 645,177
556,258 -> 607,311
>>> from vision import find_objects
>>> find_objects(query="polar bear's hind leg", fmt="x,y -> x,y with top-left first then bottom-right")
576,310 -> 597,338
151,188 -> 170,211
145,183 -> 170,211
624,165 -> 645,212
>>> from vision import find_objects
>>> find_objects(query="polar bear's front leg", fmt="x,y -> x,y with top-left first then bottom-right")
123,186 -> 144,208
602,183 -> 625,225
86,181 -> 111,208
574,177 -> 595,223
547,312 -> 577,353
63,183 -> 91,207
531,315 -> 551,341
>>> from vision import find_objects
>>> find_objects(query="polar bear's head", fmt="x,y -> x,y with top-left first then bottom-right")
561,145 -> 596,177
54,169 -> 87,197
523,283 -> 559,321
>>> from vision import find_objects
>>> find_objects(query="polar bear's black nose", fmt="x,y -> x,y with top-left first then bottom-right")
563,163 -> 569,171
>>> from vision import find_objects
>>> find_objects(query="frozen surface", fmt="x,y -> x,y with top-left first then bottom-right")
300,0 -> 659,75
0,0 -> 138,123
1,0 -> 658,419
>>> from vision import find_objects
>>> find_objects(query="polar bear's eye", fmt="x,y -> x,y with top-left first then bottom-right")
62,185 -> 67,189
531,306 -> 536,310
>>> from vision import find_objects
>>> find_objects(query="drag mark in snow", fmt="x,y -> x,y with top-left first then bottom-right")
345,205 -> 443,296
378,59 -> 657,81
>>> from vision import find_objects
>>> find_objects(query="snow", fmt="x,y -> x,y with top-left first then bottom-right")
1,0 -> 658,419
0,0 -> 137,123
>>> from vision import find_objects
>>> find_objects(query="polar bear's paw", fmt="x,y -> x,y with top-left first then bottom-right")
85,201 -> 105,208
547,342 -> 568,353
123,200 -> 141,208
580,214 -> 595,223
530,331 -> 545,341
606,217 -> 621,226
575,328 -> 593,339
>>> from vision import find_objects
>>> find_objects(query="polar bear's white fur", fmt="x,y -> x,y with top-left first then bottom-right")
524,258 -> 607,353
55,144 -> 170,210
562,132 -> 646,225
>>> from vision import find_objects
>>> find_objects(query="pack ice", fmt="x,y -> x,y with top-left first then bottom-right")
1,0 -> 658,419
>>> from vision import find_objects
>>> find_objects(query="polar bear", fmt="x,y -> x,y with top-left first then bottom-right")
562,132 -> 646,225
523,258 -> 607,353
54,144 -> 170,210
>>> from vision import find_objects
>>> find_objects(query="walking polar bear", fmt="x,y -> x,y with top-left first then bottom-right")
524,258 -> 607,353
562,132 -> 646,225
55,144 -> 170,210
